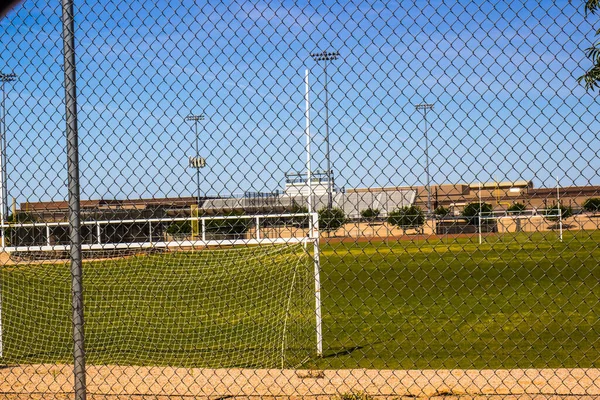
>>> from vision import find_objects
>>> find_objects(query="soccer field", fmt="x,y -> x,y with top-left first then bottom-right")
1,231 -> 599,370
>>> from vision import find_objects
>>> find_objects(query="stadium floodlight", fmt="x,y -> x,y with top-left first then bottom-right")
310,50 -> 340,210
185,114 -> 206,211
415,103 -> 434,215
0,72 -> 16,249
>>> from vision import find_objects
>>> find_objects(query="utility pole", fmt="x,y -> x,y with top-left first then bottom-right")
310,50 -> 340,209
185,114 -> 206,211
415,103 -> 434,214
0,72 -> 16,235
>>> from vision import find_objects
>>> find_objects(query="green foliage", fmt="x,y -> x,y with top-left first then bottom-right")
507,202 -> 526,215
166,220 -> 192,235
387,205 -> 425,230
7,212 -> 38,223
318,207 -> 346,232
583,197 -> 600,212
4,213 -> 40,247
579,0 -> 600,90
544,204 -> 573,222
360,207 -> 380,219
586,0 -> 600,12
289,201 -> 308,214
288,202 -> 310,227
205,211 -> 250,237
462,202 -> 493,225
434,206 -> 450,217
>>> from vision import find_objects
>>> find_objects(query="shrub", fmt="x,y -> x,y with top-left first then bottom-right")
462,202 -> 493,225
388,205 -> 425,232
360,207 -> 380,219
288,201 -> 308,214
507,202 -> 526,215
583,197 -> 600,212
288,202 -> 310,227
544,203 -> 573,222
434,206 -> 450,217
318,207 -> 346,232
205,211 -> 250,237
7,212 -> 38,223
166,220 -> 192,235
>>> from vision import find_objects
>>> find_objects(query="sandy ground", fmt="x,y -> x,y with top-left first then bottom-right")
0,365 -> 598,399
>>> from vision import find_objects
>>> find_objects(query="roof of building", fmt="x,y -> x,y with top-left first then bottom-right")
21,197 -> 198,212
468,180 -> 533,190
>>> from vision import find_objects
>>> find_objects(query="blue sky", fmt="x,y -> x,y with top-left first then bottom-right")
1,0 -> 599,203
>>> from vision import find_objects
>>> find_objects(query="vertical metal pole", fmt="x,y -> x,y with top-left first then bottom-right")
195,120 -> 201,212
415,103 -> 433,216
478,182 -> 482,245
0,74 -> 16,251
557,176 -> 563,242
201,218 -> 206,242
2,90 -> 7,229
61,0 -> 86,398
324,59 -> 332,210
1,79 -> 6,220
310,52 -> 339,210
255,216 -> 260,240
424,107 -> 431,215
312,212 -> 322,356
0,80 -> 6,251
0,257 -> 2,357
305,69 -> 313,234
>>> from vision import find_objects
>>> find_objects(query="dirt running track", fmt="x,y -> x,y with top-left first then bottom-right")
0,365 -> 598,399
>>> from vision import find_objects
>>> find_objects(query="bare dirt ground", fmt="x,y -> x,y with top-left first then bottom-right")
0,364 -> 598,399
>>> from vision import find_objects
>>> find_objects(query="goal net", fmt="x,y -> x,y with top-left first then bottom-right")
0,214 -> 320,369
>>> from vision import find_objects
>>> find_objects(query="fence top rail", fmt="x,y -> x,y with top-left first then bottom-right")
0,212 -> 318,228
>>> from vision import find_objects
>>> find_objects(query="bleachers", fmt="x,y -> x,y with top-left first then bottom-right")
200,189 -> 417,217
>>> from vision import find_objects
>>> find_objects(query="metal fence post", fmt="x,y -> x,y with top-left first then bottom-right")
61,0 -> 86,398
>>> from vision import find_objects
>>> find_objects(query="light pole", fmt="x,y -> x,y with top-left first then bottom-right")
185,114 -> 206,211
0,72 -> 16,244
310,50 -> 340,210
416,103 -> 434,215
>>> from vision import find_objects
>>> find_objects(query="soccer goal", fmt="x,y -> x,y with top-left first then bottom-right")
0,212 -> 322,368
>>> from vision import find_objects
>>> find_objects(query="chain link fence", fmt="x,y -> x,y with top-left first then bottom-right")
0,0 -> 599,398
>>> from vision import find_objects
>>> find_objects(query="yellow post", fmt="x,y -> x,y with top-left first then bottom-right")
191,204 -> 199,239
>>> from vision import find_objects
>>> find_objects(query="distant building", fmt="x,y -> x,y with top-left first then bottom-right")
284,172 -> 330,197
11,179 -> 600,248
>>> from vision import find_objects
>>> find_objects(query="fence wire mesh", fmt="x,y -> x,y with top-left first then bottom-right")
0,0 -> 600,398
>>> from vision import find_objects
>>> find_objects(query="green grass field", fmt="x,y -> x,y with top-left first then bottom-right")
1,231 -> 599,370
